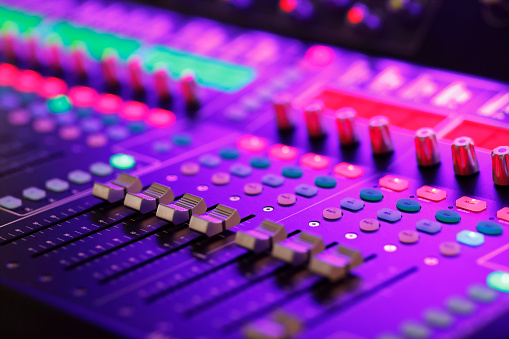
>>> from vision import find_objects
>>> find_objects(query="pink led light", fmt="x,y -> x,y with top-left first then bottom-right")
39,77 -> 68,98
300,153 -> 330,169
333,162 -> 363,179
305,46 -> 335,67
0,63 -> 19,86
69,86 -> 98,108
237,135 -> 268,152
14,70 -> 43,93
424,257 -> 439,266
146,108 -> 176,128
95,93 -> 123,115
166,175 -> 178,182
384,244 -> 397,252
347,7 -> 364,24
268,144 -> 298,161
345,233 -> 357,239
120,101 -> 148,121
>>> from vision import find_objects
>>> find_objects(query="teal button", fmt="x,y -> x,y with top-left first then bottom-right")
250,157 -> 270,169
397,199 -> 421,213
68,170 -> 92,185
400,321 -> 430,339
0,195 -> 22,210
230,163 -> 252,177
102,115 -> 118,126
110,153 -> 136,170
446,297 -> 475,315
22,187 -> 46,201
377,208 -> 402,222
340,197 -> 364,211
476,221 -> 503,235
262,174 -> 284,188
172,133 -> 192,146
199,154 -> 221,168
315,175 -> 337,189
416,219 -> 441,234
468,284 -> 497,302
487,271 -> 509,293
457,230 -> 484,247
435,210 -> 461,224
295,184 -> 318,198
219,147 -> 239,159
76,107 -> 92,118
360,188 -> 383,202
47,94 -> 72,114
282,166 -> 303,179
89,162 -> 113,176
45,178 -> 69,193
423,309 -> 453,328
129,122 -> 146,133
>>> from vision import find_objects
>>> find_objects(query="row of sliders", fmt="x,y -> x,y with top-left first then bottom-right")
273,95 -> 509,185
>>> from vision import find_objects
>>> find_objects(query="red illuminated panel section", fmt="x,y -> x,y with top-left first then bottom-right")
314,89 -> 446,131
443,121 -> 509,150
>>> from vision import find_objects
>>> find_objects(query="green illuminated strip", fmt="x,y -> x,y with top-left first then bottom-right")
0,6 -> 42,33
144,46 -> 255,92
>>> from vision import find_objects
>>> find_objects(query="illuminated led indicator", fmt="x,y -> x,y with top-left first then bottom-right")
345,233 -> 357,239
0,63 -> 18,86
334,162 -> 363,179
305,45 -> 335,67
384,244 -> 397,252
120,101 -> 148,121
146,108 -> 176,128
268,144 -> 298,161
424,257 -> 439,266
69,86 -> 98,107
14,69 -> 43,93
347,6 -> 365,24
166,175 -> 178,182
109,153 -> 136,170
487,272 -> 509,293
237,135 -> 268,152
39,77 -> 68,98
47,95 -> 72,114
197,185 -> 208,191
280,0 -> 297,12
300,153 -> 330,169
95,94 -> 123,114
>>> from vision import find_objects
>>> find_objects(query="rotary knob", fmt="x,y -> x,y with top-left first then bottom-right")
272,92 -> 294,131
414,127 -> 441,167
336,107 -> 359,146
451,136 -> 479,176
492,146 -> 509,186
304,100 -> 326,139
369,115 -> 393,155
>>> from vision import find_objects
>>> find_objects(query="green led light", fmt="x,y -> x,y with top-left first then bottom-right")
487,271 -> 509,293
110,153 -> 136,170
47,95 -> 72,114
0,6 -> 42,33
144,46 -> 255,92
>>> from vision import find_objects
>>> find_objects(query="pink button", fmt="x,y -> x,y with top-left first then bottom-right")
0,63 -> 19,86
268,144 -> 298,161
333,162 -> 363,179
146,108 -> 176,128
120,101 -> 148,121
305,45 -> 335,67
86,133 -> 108,148
180,162 -> 200,176
300,153 -> 330,169
59,126 -> 81,140
14,70 -> 43,93
244,182 -> 263,195
456,196 -> 487,213
69,86 -> 98,107
39,77 -> 68,98
95,93 -> 123,114
8,110 -> 30,126
212,172 -> 231,185
379,175 -> 409,192
33,117 -> 56,133
416,185 -> 447,202
323,207 -> 342,220
237,135 -> 268,152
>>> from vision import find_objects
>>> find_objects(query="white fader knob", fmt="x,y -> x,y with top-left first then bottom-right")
492,146 -> 509,186
451,136 -> 479,176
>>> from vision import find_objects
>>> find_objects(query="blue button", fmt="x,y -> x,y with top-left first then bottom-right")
262,174 -> 285,188
199,154 -> 221,168
219,147 -> 240,159
476,221 -> 503,235
360,188 -> 384,202
81,118 -> 103,133
282,166 -> 303,179
172,133 -> 192,146
435,210 -> 461,223
76,107 -> 92,118
295,184 -> 318,198
457,230 -> 484,247
152,141 -> 172,154
315,175 -> 337,189
377,208 -> 402,222
102,115 -> 118,126
129,122 -> 146,133
416,219 -> 441,234
0,195 -> 22,210
22,187 -> 46,201
230,163 -> 252,177
107,126 -> 129,140
89,162 -> 113,177
397,199 -> 421,213
250,157 -> 271,169
340,197 -> 364,211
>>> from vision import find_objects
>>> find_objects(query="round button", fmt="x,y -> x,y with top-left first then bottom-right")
45,178 -> 69,193
278,193 -> 297,206
244,183 -> 263,196
172,134 -> 192,146
250,157 -> 271,169
110,153 -> 135,170
340,197 -> 364,211
68,170 -> 92,185
487,271 -> 509,293
22,187 -> 46,201
468,285 -> 497,303
360,188 -> 383,202
360,218 -> 380,232
90,162 -> 113,177
0,196 -> 22,210
211,172 -> 230,185
416,219 -> 441,234
435,210 -> 461,223
400,321 -> 430,339
476,221 -> 503,235
397,199 -> 421,213
323,207 -> 342,220
399,230 -> 419,244
181,162 -> 200,176
230,163 -> 252,178
262,174 -> 285,188
220,147 -> 240,159
456,230 -> 484,247
446,297 -> 475,315
86,133 -> 108,148
295,184 -> 318,198
439,242 -> 460,257
282,166 -> 303,179
152,141 -> 172,154
199,154 -> 221,168
423,309 -> 453,328
315,175 -> 337,189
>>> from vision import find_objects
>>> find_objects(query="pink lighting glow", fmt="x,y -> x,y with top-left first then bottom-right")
305,46 -> 335,67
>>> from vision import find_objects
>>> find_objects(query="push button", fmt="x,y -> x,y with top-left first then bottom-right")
45,178 -> 69,193
295,184 -> 318,198
468,285 -> 497,302
199,154 -> 221,168
268,144 -> 298,161
0,196 -> 22,210
300,153 -> 330,170
262,174 -> 285,188
237,135 -> 268,152
476,221 -> 502,235
379,175 -> 409,192
360,218 -> 379,232
278,193 -> 297,206
68,170 -> 92,185
219,147 -> 239,159
423,309 -> 453,328
400,321 -> 430,339
314,175 -> 337,188
397,199 -> 421,213
446,297 -> 475,315
212,172 -> 230,186
250,157 -> 270,169
230,163 -> 252,177
486,271 -> 509,293
456,196 -> 486,213
90,162 -> 113,177
439,242 -> 461,257
333,162 -> 363,179
497,207 -> 509,222
110,153 -> 136,170
22,187 -> 46,201
457,230 -> 484,247
340,197 -> 364,211
172,134 -> 192,146
282,166 -> 303,179
435,210 -> 461,223
416,219 -> 441,234
244,183 -> 263,195
181,162 -> 200,176
416,185 -> 447,202
377,208 -> 402,222
399,230 -> 419,244
323,207 -> 342,220
360,188 -> 383,202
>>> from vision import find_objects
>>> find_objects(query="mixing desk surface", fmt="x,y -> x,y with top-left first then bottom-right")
0,1 -> 509,338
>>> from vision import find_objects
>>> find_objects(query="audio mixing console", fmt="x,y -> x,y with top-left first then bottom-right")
0,1 -> 509,339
